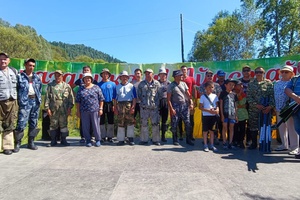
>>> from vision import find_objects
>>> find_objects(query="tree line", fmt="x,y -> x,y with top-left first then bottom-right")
0,18 -> 123,63
188,0 -> 300,62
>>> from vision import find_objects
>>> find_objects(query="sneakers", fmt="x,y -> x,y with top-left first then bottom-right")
86,143 -> 92,147
228,143 -> 236,149
223,143 -> 228,149
79,138 -> 85,143
203,145 -> 209,152
209,145 -> 218,152
289,149 -> 299,155
275,146 -> 288,151
95,141 -> 101,147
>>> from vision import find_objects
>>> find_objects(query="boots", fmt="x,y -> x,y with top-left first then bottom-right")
27,128 -> 40,150
186,132 -> 194,146
172,132 -> 179,145
249,131 -> 258,150
47,130 -> 58,147
161,124 -> 167,142
13,130 -> 24,153
27,136 -> 38,150
61,131 -> 70,146
13,140 -> 21,153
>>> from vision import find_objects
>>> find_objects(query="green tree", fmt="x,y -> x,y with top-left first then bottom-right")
255,0 -> 300,57
73,55 -> 94,62
189,11 -> 254,61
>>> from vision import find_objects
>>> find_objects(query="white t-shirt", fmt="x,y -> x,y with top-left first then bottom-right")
200,93 -> 219,116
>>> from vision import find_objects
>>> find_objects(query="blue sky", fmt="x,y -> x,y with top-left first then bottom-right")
2,0 -> 241,64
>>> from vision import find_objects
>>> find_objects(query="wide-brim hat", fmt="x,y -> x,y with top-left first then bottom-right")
119,70 -> 129,77
158,67 -> 167,74
280,65 -> 294,73
82,72 -> 93,81
100,68 -> 111,77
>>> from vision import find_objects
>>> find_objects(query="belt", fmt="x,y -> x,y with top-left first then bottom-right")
28,95 -> 35,99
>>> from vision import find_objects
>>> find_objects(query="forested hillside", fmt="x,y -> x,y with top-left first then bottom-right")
0,18 -> 123,63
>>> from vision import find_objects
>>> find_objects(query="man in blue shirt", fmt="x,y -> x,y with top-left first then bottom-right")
14,58 -> 42,152
98,68 -> 116,142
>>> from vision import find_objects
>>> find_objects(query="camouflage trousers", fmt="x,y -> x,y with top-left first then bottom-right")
0,99 -> 18,150
16,98 -> 40,131
170,103 -> 191,137
248,106 -> 259,131
49,107 -> 69,133
140,107 -> 160,143
117,101 -> 135,127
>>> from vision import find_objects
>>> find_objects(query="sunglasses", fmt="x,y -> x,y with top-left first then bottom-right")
206,74 -> 213,77
243,70 -> 250,72
281,71 -> 290,74
255,71 -> 264,74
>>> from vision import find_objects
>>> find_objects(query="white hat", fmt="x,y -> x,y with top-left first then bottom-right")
280,65 -> 294,73
119,70 -> 129,77
158,67 -> 167,74
144,68 -> 153,73
82,73 -> 93,81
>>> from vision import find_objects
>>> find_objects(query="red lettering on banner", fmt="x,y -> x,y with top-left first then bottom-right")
63,73 -> 76,85
266,68 -> 279,81
228,71 -> 242,79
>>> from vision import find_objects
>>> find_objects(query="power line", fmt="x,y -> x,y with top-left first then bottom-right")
183,17 -> 206,28
64,27 -> 179,43
43,17 -> 177,34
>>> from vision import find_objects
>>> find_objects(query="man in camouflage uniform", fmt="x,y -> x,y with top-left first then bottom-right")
138,68 -> 162,145
44,70 -> 75,147
0,52 -> 18,155
13,58 -> 42,152
114,71 -> 136,145
167,70 -> 194,146
247,67 -> 274,149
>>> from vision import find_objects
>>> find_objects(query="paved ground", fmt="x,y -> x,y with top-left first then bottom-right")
0,138 -> 299,200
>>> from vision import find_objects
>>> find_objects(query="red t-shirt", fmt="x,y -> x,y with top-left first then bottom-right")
182,76 -> 196,96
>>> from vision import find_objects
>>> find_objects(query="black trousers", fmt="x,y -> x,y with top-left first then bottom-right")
100,102 -> 114,125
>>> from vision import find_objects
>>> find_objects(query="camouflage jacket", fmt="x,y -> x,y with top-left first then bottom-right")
247,78 -> 275,107
44,80 -> 74,111
138,79 -> 162,109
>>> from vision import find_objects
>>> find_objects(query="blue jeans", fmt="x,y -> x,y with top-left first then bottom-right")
16,98 -> 40,131
292,111 -> 300,136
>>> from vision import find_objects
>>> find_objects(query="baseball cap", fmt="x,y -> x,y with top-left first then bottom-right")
0,52 -> 9,58
217,70 -> 225,76
205,70 -> 213,75
172,70 -> 183,77
242,65 -> 251,71
55,70 -> 63,75
144,68 -> 153,73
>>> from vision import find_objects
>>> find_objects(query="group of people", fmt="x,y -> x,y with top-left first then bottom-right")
1,52 -> 300,159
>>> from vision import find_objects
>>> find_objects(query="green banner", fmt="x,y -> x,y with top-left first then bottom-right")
9,55 -> 300,92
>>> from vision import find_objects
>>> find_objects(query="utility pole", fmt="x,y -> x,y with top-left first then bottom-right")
180,14 -> 185,63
